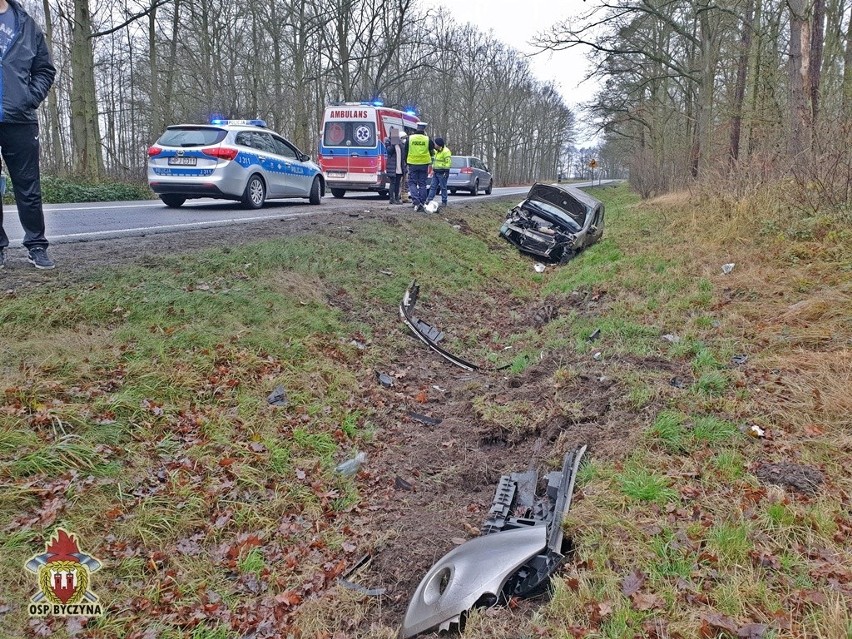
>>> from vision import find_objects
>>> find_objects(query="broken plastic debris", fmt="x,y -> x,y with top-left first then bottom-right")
721,263 -> 735,274
267,386 -> 289,407
588,328 -> 601,342
533,263 -> 546,273
669,376 -> 687,389
746,424 -> 765,438
337,554 -> 387,597
661,334 -> 681,344
379,269 -> 394,276
377,372 -> 395,388
593,351 -> 602,361
401,445 -> 587,638
409,412 -> 442,427
424,201 -> 439,214
338,578 -> 386,597
399,280 -> 479,371
350,339 -> 367,350
731,354 -> 749,366
335,452 -> 367,477
394,476 -> 414,491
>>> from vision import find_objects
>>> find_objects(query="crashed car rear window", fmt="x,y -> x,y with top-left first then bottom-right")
158,127 -> 227,147
450,157 -> 467,168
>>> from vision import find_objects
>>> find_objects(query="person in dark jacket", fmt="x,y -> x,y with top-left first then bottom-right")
385,128 -> 404,205
0,0 -> 56,270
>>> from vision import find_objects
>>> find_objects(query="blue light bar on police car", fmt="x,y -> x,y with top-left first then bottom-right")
210,118 -> 267,127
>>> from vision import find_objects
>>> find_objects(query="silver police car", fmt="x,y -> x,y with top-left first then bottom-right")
147,119 -> 324,208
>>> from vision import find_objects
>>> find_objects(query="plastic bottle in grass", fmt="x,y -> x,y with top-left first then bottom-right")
335,452 -> 367,477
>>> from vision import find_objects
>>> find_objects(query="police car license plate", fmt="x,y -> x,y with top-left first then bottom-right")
327,171 -> 345,178
168,157 -> 197,166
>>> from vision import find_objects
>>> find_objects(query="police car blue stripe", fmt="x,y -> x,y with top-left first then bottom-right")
234,152 -> 319,177
152,168 -> 215,176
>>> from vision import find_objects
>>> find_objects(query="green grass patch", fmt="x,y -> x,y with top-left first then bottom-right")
647,410 -> 688,453
615,462 -> 678,504
692,415 -> 739,444
707,521 -> 752,564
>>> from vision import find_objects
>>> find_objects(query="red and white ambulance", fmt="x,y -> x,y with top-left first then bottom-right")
318,102 -> 420,198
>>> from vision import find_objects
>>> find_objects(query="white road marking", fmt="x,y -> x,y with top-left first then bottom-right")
43,202 -> 165,212
47,209 -> 325,242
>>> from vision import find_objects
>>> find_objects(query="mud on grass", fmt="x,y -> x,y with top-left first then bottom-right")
1,186 -> 850,638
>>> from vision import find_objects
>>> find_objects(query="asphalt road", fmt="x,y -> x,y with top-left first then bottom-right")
2,182 -> 610,246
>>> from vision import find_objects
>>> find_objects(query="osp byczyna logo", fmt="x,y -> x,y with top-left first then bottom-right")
25,528 -> 104,617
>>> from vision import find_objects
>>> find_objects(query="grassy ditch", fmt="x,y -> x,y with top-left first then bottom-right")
0,185 -> 849,638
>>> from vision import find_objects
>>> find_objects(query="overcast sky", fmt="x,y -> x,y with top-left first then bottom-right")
420,0 -> 602,146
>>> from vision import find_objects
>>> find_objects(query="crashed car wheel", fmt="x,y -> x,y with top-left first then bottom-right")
485,180 -> 493,195
470,180 -> 479,196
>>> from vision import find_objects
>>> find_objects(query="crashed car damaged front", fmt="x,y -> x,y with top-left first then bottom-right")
499,183 -> 605,263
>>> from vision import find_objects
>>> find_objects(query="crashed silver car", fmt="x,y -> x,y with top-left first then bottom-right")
499,183 -> 604,263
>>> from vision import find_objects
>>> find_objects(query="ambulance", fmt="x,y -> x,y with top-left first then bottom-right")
318,102 -> 421,198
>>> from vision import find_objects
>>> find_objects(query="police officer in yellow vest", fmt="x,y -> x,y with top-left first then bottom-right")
425,137 -> 451,210
404,121 -> 435,212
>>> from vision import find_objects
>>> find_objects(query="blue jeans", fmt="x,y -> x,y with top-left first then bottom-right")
427,170 -> 449,204
407,164 -> 429,206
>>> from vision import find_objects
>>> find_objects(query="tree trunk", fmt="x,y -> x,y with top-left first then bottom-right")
70,0 -> 104,179
809,0 -> 824,140
148,1 -> 160,135
292,1 -> 311,152
41,0 -> 65,174
162,0 -> 181,127
730,0 -> 755,166
787,0 -> 811,158
844,4 -> 852,117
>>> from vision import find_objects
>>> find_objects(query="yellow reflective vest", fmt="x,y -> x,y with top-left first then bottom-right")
407,134 -> 432,165
433,146 -> 452,170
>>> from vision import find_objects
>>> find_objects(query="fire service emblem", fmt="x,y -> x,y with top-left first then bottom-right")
26,528 -> 103,617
